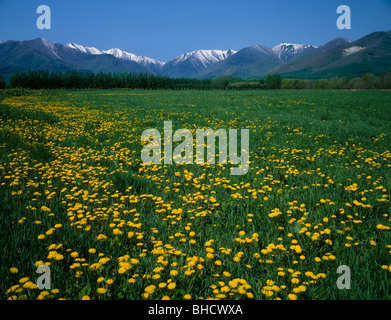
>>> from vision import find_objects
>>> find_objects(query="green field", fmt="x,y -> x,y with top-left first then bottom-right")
1,89 -> 390,300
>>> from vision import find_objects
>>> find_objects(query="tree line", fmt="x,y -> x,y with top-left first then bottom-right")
226,72 -> 391,90
1,69 -> 390,90
280,72 -> 391,90
1,71 -> 282,90
5,70 -> 213,90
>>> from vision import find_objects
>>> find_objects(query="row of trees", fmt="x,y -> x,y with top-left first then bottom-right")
226,74 -> 282,90
280,72 -> 391,90
7,70 -> 215,90
225,72 -> 391,90
1,70 -> 391,90
6,70 -> 283,90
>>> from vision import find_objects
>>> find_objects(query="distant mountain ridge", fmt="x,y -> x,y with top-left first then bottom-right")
1,30 -> 390,80
274,31 -> 391,79
161,49 -> 237,78
272,43 -> 318,61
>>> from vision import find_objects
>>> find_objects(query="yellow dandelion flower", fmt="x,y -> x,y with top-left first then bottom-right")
167,282 -> 176,290
10,267 -> 18,274
97,288 -> 107,294
288,294 -> 297,300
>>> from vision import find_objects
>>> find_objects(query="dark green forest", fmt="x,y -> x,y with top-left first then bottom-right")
1,70 -> 391,90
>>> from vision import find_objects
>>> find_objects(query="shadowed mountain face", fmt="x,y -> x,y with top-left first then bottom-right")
0,38 -> 145,78
274,31 -> 391,79
197,45 -> 281,79
1,31 -> 390,80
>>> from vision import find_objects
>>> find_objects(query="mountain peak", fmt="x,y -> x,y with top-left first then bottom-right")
272,43 -> 317,61
103,48 -> 164,66
33,37 -> 55,47
161,49 -> 236,77
26,38 -> 62,59
167,49 -> 236,68
34,37 -> 50,42
321,38 -> 351,50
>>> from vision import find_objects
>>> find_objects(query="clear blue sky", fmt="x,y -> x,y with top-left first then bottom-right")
0,0 -> 390,61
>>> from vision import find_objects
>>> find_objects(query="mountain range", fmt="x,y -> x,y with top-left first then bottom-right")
1,30 -> 390,81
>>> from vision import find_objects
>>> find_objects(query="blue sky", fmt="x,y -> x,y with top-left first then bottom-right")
0,0 -> 390,61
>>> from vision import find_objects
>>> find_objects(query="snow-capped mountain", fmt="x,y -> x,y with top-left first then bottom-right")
66,44 -> 163,67
168,50 -> 236,67
61,41 -> 236,76
0,38 -> 156,75
226,45 -> 280,66
3,32 -> 388,80
0,38 -> 319,79
65,43 -> 164,73
197,45 -> 281,79
272,43 -> 317,61
161,49 -> 236,77
103,48 -> 163,66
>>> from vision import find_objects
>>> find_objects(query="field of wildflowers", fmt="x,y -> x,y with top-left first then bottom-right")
1,89 -> 390,300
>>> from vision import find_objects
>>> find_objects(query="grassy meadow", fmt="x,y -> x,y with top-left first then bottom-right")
0,89 -> 390,300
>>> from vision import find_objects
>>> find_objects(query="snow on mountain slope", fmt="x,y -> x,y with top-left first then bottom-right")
34,38 -> 63,59
66,43 -> 164,68
33,38 -> 238,74
342,46 -> 365,57
160,49 -> 237,77
272,43 -> 317,61
66,43 -> 103,55
30,39 -> 237,76
103,48 -> 164,67
168,49 -> 237,67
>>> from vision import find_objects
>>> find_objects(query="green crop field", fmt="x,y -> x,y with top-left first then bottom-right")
1,89 -> 390,300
